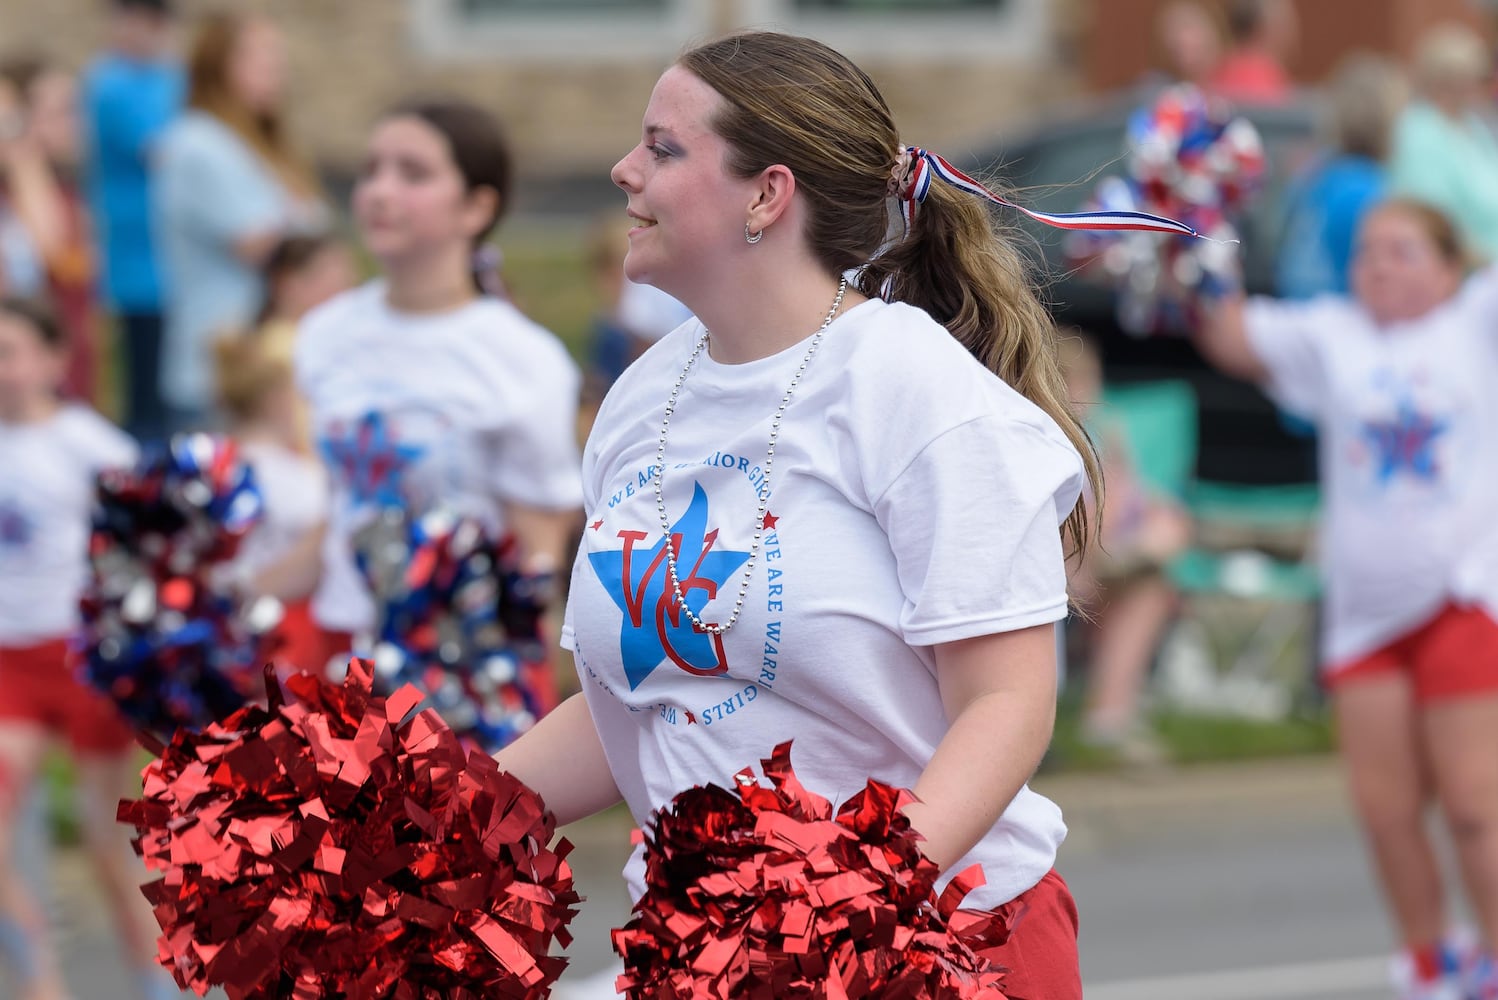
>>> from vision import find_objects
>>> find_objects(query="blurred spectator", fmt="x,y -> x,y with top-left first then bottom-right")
1390,22 -> 1498,263
1276,53 -> 1403,299
581,213 -> 690,413
581,216 -> 633,421
255,232 -> 356,361
212,233 -> 350,679
0,74 -> 48,303
1196,199 -> 1498,999
0,296 -> 177,1000
1210,0 -> 1295,105
214,327 -> 329,680
155,11 -> 328,433
81,0 -> 182,440
1060,332 -> 1191,765
1155,1 -> 1222,91
618,263 -> 691,342
0,55 -> 106,407
293,97 -> 582,714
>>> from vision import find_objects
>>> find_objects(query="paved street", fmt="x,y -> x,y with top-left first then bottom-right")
16,756 -> 1429,1000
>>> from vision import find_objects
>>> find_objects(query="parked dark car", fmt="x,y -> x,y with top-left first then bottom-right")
962,91 -> 1325,485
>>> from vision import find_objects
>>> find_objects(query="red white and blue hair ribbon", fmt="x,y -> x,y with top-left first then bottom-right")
896,145 -> 1203,239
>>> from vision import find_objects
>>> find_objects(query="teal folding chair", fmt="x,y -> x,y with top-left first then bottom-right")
1097,382 -> 1322,720
1161,479 -> 1322,719
1099,380 -> 1197,501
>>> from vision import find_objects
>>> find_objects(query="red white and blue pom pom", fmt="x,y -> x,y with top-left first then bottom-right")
1067,84 -> 1265,336
353,508 -> 556,753
80,433 -> 281,746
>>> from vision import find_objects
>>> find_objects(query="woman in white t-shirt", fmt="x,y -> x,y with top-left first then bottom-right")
497,32 -> 1103,999
294,99 -> 584,717
1197,198 -> 1498,1000
0,298 -> 178,1000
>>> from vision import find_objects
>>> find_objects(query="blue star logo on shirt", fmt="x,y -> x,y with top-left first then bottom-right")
589,482 -> 750,690
320,411 -> 425,509
1360,399 -> 1448,486
0,498 -> 31,549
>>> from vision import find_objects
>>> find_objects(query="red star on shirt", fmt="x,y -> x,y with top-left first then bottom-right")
590,519 -> 604,532
684,710 -> 697,725
761,511 -> 779,530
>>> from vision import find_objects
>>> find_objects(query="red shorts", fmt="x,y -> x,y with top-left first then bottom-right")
986,869 -> 1082,1000
1327,603 -> 1498,703
312,627 -> 357,680
271,599 -> 328,678
0,639 -> 135,754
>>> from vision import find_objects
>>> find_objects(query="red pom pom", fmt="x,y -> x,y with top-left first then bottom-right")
118,659 -> 579,999
612,743 -> 1019,999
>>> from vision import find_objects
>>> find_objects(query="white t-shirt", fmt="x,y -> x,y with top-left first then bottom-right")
297,282 -> 585,633
563,298 -> 1084,909
234,439 -> 329,579
0,406 -> 137,644
1245,269 -> 1498,665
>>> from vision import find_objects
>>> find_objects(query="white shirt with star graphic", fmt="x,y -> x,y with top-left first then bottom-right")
563,297 -> 1084,909
296,280 -> 584,634
1245,268 -> 1498,666
0,405 -> 137,644
232,439 -> 330,581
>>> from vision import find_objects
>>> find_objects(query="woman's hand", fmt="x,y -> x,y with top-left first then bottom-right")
1192,241 -> 1271,384
493,692 -> 623,826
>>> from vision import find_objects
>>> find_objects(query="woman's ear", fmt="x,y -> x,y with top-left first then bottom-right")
745,163 -> 796,234
462,184 -> 501,241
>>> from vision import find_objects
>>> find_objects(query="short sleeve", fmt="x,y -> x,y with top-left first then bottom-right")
158,124 -> 283,247
1242,295 -> 1333,423
1459,265 -> 1498,365
874,413 -> 1084,647
489,344 -> 585,511
70,408 -> 138,472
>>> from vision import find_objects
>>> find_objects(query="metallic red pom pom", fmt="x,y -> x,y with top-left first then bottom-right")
118,659 -> 580,999
612,742 -> 1019,999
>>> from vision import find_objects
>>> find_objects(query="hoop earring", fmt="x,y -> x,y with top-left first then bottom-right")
744,223 -> 764,245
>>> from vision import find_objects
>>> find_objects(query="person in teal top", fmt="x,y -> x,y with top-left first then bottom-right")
1390,23 -> 1498,263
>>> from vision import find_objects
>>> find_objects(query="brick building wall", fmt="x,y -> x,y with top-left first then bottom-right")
0,0 -> 1077,189
1077,0 -> 1493,93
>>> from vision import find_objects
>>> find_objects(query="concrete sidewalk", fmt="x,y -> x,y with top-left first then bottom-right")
1036,753 -> 1349,839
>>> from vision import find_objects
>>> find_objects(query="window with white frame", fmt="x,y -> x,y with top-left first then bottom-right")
792,0 -> 1004,9
410,0 -> 702,60
415,0 -> 1041,61
751,0 -> 1041,60
456,0 -> 666,13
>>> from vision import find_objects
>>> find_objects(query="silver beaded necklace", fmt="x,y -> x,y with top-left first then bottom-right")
653,277 -> 848,636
